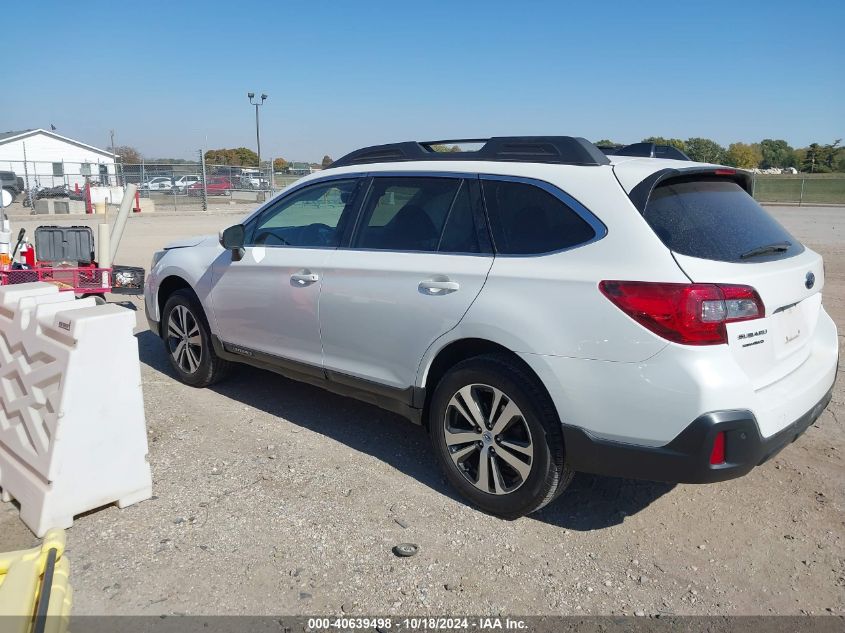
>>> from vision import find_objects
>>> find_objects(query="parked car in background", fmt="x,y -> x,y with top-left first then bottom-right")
188,177 -> 234,196
239,169 -> 269,190
140,176 -> 173,191
172,175 -> 202,192
145,136 -> 837,518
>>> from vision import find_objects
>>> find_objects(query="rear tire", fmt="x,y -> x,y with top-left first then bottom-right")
428,353 -> 573,519
161,289 -> 230,387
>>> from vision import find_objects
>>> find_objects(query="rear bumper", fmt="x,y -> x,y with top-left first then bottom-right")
562,382 -> 834,484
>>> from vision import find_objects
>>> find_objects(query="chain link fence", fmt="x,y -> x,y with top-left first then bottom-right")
0,159 -> 306,213
2,159 -> 844,215
751,175 -> 845,205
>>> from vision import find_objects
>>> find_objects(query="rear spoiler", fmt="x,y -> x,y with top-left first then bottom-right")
627,167 -> 753,214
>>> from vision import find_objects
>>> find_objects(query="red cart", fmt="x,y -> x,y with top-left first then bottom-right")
0,225 -> 143,300
0,264 -> 113,301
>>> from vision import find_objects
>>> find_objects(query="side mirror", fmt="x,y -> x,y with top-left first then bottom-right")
220,224 -> 245,249
219,224 -> 245,261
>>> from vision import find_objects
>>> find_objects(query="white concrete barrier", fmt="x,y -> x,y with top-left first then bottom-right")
0,282 -> 152,536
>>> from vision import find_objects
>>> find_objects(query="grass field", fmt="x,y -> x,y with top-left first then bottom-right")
753,173 -> 845,205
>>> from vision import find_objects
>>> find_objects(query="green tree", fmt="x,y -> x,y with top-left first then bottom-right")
801,143 -> 828,173
594,139 -> 621,147
822,139 -> 842,170
204,147 -> 258,166
794,140 -> 841,173
759,139 -> 795,169
429,144 -> 462,153
684,138 -> 726,164
321,155 -> 333,169
273,158 -> 288,172
642,137 -> 686,151
724,142 -> 762,169
114,145 -> 142,164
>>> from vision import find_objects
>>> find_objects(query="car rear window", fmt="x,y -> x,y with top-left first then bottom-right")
643,178 -> 803,263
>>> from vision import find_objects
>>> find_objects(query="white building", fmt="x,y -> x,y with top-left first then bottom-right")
0,128 -> 116,190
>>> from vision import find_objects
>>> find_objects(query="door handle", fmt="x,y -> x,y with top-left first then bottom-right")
419,279 -> 460,295
290,270 -> 319,286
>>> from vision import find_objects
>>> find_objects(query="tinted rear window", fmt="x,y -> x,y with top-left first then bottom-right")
643,179 -> 803,262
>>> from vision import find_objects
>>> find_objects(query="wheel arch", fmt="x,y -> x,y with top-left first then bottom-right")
420,337 -> 559,428
157,275 -> 196,330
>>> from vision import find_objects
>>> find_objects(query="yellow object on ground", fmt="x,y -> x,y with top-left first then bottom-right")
0,528 -> 72,633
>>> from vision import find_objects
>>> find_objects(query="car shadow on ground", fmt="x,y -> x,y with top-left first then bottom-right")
136,331 -> 674,531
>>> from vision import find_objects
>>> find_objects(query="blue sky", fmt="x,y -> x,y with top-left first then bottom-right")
3,1 -> 843,161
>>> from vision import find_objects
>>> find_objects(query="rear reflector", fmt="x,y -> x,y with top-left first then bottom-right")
710,431 -> 726,465
599,281 -> 765,345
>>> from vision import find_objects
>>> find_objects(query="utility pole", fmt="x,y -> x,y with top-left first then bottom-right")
199,149 -> 208,212
247,92 -> 267,180
110,130 -> 116,186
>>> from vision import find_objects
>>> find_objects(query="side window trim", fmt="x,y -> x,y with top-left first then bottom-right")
467,177 -> 494,255
336,177 -> 369,248
346,176 -> 375,248
479,174 -> 608,256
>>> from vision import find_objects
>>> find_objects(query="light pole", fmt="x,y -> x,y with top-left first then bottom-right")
247,92 -> 267,175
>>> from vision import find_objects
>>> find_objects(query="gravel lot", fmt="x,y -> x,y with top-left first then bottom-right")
1,205 -> 843,616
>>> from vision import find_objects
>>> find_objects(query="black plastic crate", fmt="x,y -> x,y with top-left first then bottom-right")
111,265 -> 145,295
34,226 -> 95,264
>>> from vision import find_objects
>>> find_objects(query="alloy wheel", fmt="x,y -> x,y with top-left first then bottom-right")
167,305 -> 202,374
443,384 -> 534,495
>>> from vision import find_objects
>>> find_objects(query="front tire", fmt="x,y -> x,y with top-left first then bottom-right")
161,289 -> 229,387
428,354 -> 573,519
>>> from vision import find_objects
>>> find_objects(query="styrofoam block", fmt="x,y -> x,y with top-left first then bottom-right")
0,282 -> 152,536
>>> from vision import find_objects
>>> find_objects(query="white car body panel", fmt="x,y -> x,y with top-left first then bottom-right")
320,250 -> 494,389
208,245 -> 329,368
144,236 -> 221,325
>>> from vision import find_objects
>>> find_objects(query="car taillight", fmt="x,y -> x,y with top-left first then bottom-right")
598,281 -> 765,345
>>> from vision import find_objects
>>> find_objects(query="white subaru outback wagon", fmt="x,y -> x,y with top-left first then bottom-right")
145,137 -> 838,518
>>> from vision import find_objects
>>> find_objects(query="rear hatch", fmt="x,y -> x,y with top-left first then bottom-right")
637,171 -> 823,390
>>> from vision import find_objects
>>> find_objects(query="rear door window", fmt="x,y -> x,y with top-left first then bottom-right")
643,178 -> 803,262
353,177 -> 484,253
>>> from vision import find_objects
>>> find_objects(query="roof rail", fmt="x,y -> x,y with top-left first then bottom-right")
329,136 -> 611,168
606,142 -> 691,161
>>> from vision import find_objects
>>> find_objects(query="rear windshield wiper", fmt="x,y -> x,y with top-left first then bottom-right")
740,241 -> 791,260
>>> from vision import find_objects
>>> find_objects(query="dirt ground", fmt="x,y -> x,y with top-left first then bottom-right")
0,205 -> 843,616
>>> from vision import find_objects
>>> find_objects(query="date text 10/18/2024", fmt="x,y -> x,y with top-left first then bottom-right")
306,617 -> 528,631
